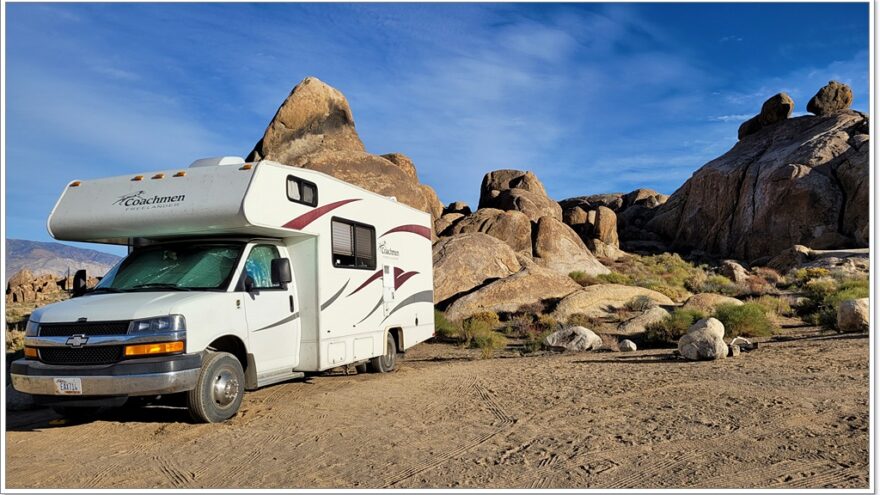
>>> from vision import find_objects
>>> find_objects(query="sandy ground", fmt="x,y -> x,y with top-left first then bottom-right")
4,329 -> 870,489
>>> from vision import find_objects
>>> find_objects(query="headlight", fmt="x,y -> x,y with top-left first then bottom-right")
25,319 -> 39,337
128,315 -> 186,333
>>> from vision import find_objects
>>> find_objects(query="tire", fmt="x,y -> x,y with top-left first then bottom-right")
51,406 -> 103,421
186,351 -> 245,423
369,333 -> 397,373
355,362 -> 368,374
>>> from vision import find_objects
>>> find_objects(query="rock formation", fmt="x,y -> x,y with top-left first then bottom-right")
5,269 -> 97,305
561,188 -> 669,253
737,92 -> 794,140
449,208 -> 532,255
432,233 -> 521,305
478,170 -> 563,222
247,77 -> 443,220
646,83 -> 868,262
552,284 -> 674,321
808,81 -> 854,116
532,216 -> 609,276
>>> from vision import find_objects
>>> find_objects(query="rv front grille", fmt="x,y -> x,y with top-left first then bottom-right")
39,346 -> 124,365
39,321 -> 131,337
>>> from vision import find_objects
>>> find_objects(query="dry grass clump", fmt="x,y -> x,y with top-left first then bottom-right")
750,295 -> 794,317
6,330 -> 25,353
714,303 -> 778,338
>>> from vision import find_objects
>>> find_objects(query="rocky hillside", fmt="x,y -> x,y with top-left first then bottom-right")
5,239 -> 120,283
645,82 -> 868,262
247,77 -> 443,221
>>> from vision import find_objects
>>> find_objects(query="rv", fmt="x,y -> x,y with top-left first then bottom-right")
11,157 -> 435,422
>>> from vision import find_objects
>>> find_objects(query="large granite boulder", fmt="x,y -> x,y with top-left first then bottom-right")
617,307 -> 670,335
444,265 -> 582,321
677,318 -> 728,361
553,284 -> 674,320
432,233 -> 520,305
478,170 -> 562,222
647,106 -> 869,262
434,213 -> 465,236
543,326 -> 603,352
737,92 -> 794,140
533,216 -> 609,276
247,77 -> 442,219
808,81 -> 853,116
450,208 -> 533,254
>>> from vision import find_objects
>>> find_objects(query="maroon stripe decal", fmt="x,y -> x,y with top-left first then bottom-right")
282,198 -> 361,230
347,269 -> 383,296
380,224 -> 432,240
394,271 -> 419,290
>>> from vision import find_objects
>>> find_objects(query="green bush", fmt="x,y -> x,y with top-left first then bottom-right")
800,276 -> 868,330
803,277 -> 838,302
751,295 -> 794,317
472,329 -> 508,359
569,271 -> 597,287
467,311 -> 501,329
597,272 -> 633,285
695,274 -> 739,296
434,310 -> 460,340
713,303 -> 778,338
566,313 -> 601,329
625,295 -> 656,312
792,267 -> 832,283
644,308 -> 706,346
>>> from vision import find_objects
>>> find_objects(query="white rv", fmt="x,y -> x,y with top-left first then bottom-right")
11,157 -> 435,422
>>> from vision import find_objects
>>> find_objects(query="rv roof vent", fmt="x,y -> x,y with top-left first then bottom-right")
188,156 -> 246,168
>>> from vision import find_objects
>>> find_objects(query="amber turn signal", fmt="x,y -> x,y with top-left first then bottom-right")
173,171 -> 186,177
24,347 -> 38,358
240,164 -> 253,170
69,181 -> 81,187
124,341 -> 185,357
152,173 -> 165,179
132,175 -> 144,181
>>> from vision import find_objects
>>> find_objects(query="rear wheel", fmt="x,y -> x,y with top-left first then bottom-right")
369,333 -> 397,373
187,351 -> 245,423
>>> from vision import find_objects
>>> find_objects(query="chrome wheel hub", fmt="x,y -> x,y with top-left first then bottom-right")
212,369 -> 239,407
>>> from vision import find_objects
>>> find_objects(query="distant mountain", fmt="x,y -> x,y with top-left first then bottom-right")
5,239 -> 121,283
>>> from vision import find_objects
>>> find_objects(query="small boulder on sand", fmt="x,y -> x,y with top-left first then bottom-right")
678,318 -> 728,361
837,298 -> 869,333
544,326 -> 603,352
619,339 -> 637,352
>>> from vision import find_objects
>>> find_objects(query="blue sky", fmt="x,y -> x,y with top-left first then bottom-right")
5,2 -> 869,255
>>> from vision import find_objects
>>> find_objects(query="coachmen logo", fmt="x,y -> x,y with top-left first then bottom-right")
66,334 -> 89,348
114,190 -> 186,211
378,240 -> 399,258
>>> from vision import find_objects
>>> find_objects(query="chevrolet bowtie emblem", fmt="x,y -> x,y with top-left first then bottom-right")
66,334 -> 89,348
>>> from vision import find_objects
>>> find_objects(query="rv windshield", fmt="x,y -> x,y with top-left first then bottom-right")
94,243 -> 243,292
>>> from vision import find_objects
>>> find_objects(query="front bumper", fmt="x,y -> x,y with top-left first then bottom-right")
10,353 -> 202,397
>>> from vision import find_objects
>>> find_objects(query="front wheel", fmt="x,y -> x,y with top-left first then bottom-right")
187,351 -> 245,423
369,333 -> 397,373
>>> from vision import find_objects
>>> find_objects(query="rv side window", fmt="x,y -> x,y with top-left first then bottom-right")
286,176 -> 318,207
331,219 -> 375,270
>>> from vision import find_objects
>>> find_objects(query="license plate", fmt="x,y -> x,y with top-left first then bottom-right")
53,377 -> 83,395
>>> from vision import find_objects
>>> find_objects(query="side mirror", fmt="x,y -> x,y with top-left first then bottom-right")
243,275 -> 255,293
271,258 -> 293,287
72,269 -> 88,297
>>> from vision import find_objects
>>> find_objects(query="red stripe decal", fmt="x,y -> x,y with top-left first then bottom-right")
282,198 -> 361,230
348,269 -> 383,296
394,271 -> 419,290
380,224 -> 432,240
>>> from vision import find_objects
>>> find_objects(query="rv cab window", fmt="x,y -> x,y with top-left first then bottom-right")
331,218 -> 376,270
244,245 -> 283,289
287,175 -> 318,207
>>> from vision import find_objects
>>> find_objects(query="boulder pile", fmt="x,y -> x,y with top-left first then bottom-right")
247,77 -> 443,222
646,81 -> 868,262
6,269 -> 63,304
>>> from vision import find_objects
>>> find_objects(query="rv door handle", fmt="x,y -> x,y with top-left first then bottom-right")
289,295 -> 295,313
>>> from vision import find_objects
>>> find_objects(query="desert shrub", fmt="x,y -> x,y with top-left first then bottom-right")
738,275 -> 775,297
434,310 -> 460,340
536,314 -> 562,332
5,330 -> 25,353
695,274 -> 739,296
713,303 -> 777,338
569,271 -> 598,287
800,276 -> 868,330
468,311 -> 501,329
752,267 -> 783,286
597,272 -> 633,285
598,333 -> 619,351
644,308 -> 707,346
638,280 -> 690,302
803,277 -> 838,302
472,329 -> 508,359
515,300 -> 546,315
503,314 -> 533,338
751,295 -> 794,317
792,267 -> 832,283
566,313 -> 601,329
826,277 -> 869,307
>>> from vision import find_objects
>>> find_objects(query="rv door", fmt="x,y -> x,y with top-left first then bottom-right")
382,264 -> 395,316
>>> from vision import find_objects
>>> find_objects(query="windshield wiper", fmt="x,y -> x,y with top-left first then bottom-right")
130,283 -> 193,291
85,287 -> 126,294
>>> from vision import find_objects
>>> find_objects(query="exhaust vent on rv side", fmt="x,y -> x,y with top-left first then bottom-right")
188,156 -> 246,168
